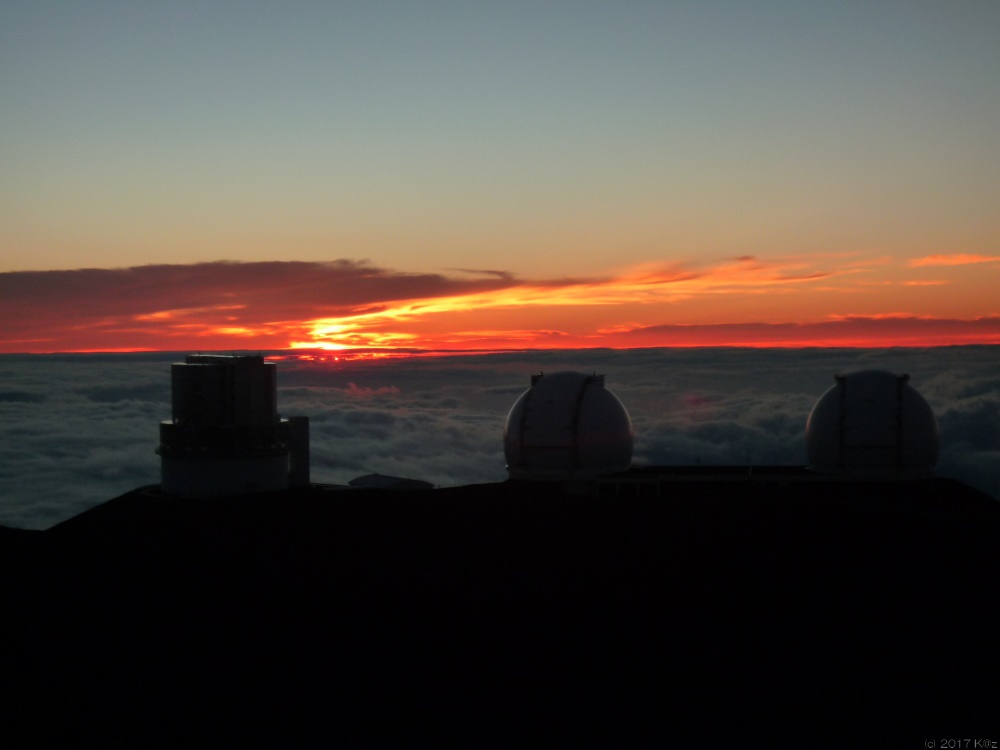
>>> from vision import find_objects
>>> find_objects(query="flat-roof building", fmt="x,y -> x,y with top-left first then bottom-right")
157,354 -> 309,496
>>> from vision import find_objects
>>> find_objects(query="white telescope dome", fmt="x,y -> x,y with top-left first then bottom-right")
504,371 -> 634,480
806,370 -> 938,477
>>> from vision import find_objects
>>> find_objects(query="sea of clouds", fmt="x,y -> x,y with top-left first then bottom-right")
1,347 -> 997,529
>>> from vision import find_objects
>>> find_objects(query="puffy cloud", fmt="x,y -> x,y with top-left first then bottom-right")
0,353 -> 171,528
0,347 -> 997,529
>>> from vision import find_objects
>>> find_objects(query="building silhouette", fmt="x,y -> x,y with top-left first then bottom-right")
157,354 -> 309,496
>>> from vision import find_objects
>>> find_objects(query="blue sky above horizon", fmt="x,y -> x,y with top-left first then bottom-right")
1,2 -> 999,351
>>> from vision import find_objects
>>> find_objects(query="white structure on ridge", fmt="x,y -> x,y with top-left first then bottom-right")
157,354 -> 310,496
806,369 -> 938,477
504,371 -> 634,480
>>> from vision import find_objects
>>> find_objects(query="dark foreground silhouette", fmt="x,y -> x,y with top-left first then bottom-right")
2,475 -> 998,747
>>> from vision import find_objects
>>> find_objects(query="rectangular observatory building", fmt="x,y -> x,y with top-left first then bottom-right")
158,355 -> 309,496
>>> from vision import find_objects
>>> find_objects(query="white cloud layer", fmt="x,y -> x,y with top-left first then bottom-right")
1,347 -> 997,529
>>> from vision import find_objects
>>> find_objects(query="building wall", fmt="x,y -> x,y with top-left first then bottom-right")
161,454 -> 290,497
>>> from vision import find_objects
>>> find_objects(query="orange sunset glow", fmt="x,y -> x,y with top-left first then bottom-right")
2,254 -> 999,353
2,3 -> 998,354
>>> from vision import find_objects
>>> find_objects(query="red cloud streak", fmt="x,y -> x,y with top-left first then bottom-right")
908,254 -> 1000,267
614,318 -> 1000,348
2,260 -> 998,352
0,261 -> 520,351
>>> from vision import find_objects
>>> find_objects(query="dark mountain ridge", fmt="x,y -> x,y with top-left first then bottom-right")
2,475 -> 998,747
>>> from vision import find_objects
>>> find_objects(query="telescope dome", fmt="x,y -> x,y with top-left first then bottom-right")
504,371 -> 633,480
806,370 -> 938,477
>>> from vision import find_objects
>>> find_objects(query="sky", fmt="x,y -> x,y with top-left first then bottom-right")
1,348 -> 998,529
2,1 -> 999,352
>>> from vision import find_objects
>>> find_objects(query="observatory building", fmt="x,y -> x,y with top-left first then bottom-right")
806,369 -> 938,477
157,355 -> 310,496
504,371 -> 634,481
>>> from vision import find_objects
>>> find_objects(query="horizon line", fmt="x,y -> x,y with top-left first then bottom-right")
4,342 -> 999,357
